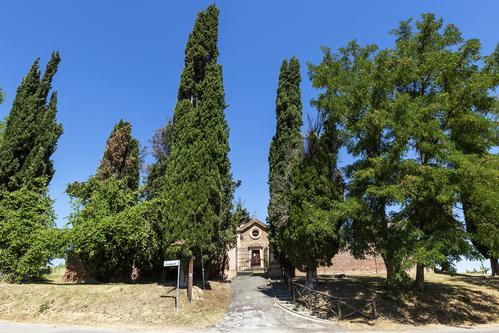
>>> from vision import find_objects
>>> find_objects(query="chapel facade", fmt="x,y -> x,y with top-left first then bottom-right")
225,218 -> 386,278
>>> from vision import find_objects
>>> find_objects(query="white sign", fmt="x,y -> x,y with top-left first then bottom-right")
164,259 -> 180,267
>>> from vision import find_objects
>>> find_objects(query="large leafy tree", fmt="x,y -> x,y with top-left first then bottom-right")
310,14 -> 497,290
160,5 -> 236,276
67,120 -> 156,282
0,54 -> 64,281
310,42 -> 413,286
391,14 -> 496,290
0,53 -> 63,192
283,113 -> 345,285
268,57 -> 303,275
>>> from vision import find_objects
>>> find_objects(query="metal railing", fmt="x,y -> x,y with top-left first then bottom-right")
282,275 -> 377,320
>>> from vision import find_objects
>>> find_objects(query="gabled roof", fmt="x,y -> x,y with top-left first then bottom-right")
237,218 -> 268,233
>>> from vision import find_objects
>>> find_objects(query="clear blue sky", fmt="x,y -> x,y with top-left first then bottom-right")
1,1 -> 498,272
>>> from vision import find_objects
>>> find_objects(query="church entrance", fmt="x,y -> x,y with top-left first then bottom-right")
251,249 -> 261,267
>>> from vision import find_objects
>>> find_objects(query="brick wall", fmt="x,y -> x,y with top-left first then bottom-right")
315,251 -> 386,275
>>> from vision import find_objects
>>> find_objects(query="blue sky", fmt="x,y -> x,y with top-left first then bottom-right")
1,1 -> 498,272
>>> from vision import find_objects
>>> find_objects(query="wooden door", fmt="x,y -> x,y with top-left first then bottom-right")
251,249 -> 260,267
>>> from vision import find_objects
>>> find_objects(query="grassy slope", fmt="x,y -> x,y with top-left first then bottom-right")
0,269 -> 232,329
295,272 -> 499,330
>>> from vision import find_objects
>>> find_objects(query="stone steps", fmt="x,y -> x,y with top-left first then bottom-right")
271,280 -> 330,322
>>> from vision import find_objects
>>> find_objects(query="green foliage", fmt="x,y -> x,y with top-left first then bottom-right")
0,53 -> 63,283
0,117 -> 5,147
0,87 -> 4,146
268,57 -> 303,269
0,52 -> 63,192
0,185 -> 64,282
284,123 -> 345,271
69,179 -> 158,282
232,201 -> 251,227
66,121 -> 155,282
160,5 -> 235,276
97,120 -> 140,191
144,119 -> 173,199
309,13 -> 497,287
457,154 -> 499,260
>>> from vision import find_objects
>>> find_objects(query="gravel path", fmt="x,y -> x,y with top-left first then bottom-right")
211,275 -> 336,332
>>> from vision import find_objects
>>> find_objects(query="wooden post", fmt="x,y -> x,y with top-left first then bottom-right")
372,300 -> 377,320
187,256 -> 193,302
337,300 -> 342,319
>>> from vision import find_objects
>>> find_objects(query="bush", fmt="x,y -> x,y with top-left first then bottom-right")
0,187 -> 64,282
69,179 -> 158,282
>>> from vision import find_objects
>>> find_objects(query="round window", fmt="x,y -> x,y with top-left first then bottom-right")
251,228 -> 260,239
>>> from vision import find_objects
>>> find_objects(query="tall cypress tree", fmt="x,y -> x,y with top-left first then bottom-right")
161,5 -> 235,274
284,114 -> 345,285
268,57 -> 303,274
97,120 -> 140,190
67,119 -> 139,199
0,52 -> 62,191
0,53 -> 63,282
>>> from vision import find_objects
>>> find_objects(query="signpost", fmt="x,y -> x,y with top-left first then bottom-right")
164,259 -> 180,312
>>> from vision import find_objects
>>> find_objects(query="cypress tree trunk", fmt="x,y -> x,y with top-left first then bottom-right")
187,256 -> 194,302
416,263 -> 425,292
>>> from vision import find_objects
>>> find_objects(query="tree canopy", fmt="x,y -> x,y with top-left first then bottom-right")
308,13 -> 498,289
0,52 -> 62,192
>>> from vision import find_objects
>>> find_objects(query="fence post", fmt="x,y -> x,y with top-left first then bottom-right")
291,283 -> 295,302
337,300 -> 342,319
372,299 -> 377,320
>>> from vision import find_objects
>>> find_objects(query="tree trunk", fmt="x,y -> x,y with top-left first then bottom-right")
305,266 -> 318,289
187,256 -> 193,302
382,254 -> 400,286
415,263 -> 425,292
491,258 -> 498,277
384,258 -> 395,286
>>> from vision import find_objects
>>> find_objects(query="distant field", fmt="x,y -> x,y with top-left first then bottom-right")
295,272 -> 499,330
0,268 -> 232,329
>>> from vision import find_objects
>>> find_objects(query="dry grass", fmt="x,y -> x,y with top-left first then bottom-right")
295,272 -> 499,330
0,269 -> 232,330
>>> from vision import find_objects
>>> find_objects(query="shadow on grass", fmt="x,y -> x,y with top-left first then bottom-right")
294,275 -> 499,326
452,273 -> 499,290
